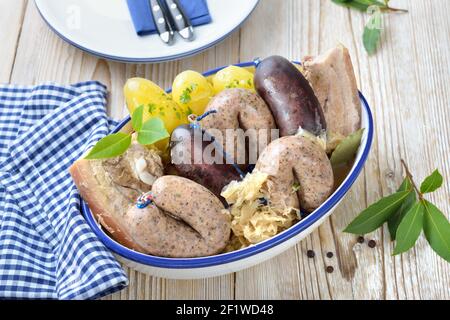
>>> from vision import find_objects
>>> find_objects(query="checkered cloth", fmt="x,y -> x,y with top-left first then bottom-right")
0,81 -> 128,299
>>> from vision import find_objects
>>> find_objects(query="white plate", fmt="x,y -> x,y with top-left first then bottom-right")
34,0 -> 260,63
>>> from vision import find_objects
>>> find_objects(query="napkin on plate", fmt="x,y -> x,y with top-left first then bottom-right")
126,0 -> 212,36
0,81 -> 128,299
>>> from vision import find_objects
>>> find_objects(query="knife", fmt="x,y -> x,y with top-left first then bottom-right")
163,0 -> 195,41
149,0 -> 174,44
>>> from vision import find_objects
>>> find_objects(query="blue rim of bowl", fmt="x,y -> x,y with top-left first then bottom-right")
34,0 -> 260,63
81,60 -> 374,269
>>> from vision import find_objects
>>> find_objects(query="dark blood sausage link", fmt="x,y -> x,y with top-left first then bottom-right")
170,124 -> 241,199
256,135 -> 334,213
124,176 -> 231,258
254,55 -> 326,137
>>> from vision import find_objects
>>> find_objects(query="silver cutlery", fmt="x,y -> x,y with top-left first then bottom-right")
164,0 -> 195,41
149,0 -> 174,44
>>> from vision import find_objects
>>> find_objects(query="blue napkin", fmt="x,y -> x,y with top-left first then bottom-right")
126,0 -> 212,36
0,81 -> 128,299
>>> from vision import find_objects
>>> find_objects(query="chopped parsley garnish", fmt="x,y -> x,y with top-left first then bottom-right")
184,106 -> 194,116
225,79 -> 240,89
179,83 -> 198,104
179,91 -> 191,104
148,103 -> 157,114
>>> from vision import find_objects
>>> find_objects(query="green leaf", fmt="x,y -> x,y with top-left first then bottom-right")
331,0 -> 379,12
393,201 -> 424,255
331,0 -> 387,12
137,118 -> 170,145
422,200 -> 450,262
363,10 -> 382,55
420,169 -> 443,194
330,129 -> 365,166
131,105 -> 144,132
344,190 -> 410,234
85,133 -> 132,160
388,178 -> 416,240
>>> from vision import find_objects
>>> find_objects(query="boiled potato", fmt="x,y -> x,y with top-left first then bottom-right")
172,70 -> 214,116
124,78 -> 188,134
212,65 -> 255,94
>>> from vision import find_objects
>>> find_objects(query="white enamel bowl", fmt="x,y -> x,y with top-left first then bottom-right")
81,61 -> 374,279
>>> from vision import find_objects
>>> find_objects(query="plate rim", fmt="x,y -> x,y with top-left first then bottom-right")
80,60 -> 374,269
34,0 -> 260,63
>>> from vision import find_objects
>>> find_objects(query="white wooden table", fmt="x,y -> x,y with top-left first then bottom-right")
1,0 -> 449,300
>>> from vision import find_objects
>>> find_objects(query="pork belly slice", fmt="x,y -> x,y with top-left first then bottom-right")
303,45 -> 361,139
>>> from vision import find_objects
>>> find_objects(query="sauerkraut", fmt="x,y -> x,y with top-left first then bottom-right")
222,171 -> 300,249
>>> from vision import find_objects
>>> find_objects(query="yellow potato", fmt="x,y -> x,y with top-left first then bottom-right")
172,70 -> 214,116
124,78 -> 190,155
124,78 -> 188,134
212,65 -> 255,94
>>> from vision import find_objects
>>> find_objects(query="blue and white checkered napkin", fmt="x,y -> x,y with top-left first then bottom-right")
0,81 -> 128,299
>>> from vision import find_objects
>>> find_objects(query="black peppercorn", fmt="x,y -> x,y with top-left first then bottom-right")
306,250 -> 315,258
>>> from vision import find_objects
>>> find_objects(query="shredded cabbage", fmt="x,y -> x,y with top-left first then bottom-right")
222,171 -> 300,250
296,126 -> 345,154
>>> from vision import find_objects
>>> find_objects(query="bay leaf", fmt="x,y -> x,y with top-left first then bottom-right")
388,178 -> 416,240
330,128 -> 365,166
131,105 -> 144,132
344,190 -> 410,234
137,118 -> 170,145
420,169 -> 443,194
363,8 -> 382,55
331,0 -> 386,12
393,201 -> 424,255
85,133 -> 132,160
423,200 -> 450,262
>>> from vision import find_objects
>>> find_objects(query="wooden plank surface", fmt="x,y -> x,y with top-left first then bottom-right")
1,0 -> 449,299
0,0 -> 27,82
